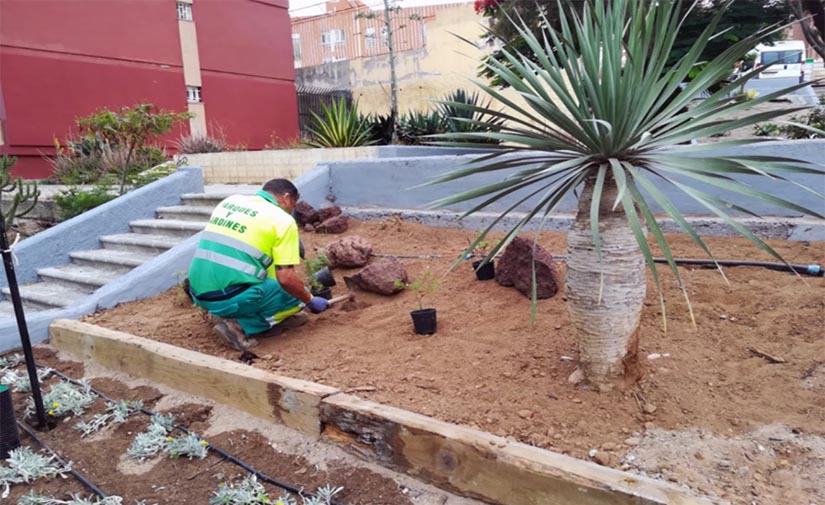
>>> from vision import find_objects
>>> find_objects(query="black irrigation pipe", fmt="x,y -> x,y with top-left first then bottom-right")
16,419 -> 110,499
551,255 -> 824,277
42,367 -> 345,505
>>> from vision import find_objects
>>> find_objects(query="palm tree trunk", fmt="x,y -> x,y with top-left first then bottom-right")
566,177 -> 646,391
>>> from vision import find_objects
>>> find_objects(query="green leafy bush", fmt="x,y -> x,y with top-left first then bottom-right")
360,112 -> 394,145
437,89 -> 502,143
307,97 -> 375,148
53,186 -> 117,220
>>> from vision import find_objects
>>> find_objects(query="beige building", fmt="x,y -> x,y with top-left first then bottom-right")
293,2 -> 528,117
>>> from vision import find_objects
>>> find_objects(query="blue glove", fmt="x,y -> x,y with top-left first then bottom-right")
307,296 -> 329,314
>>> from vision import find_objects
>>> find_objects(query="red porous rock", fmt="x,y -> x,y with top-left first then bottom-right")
317,205 -> 343,222
315,215 -> 349,234
294,201 -> 319,227
495,236 -> 560,299
351,259 -> 408,295
326,236 -> 373,268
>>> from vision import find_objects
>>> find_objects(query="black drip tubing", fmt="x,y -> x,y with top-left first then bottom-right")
551,255 -> 824,277
43,368 -> 343,505
16,419 -> 110,499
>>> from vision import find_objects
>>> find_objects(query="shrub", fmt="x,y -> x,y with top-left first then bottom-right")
777,97 -> 825,139
53,186 -> 117,220
175,133 -> 227,154
437,89 -> 502,144
0,154 -> 40,230
306,97 -> 375,148
360,112 -> 394,145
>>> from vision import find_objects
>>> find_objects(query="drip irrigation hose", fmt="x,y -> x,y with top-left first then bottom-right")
551,255 -> 824,277
16,419 -> 109,499
42,368 -> 344,505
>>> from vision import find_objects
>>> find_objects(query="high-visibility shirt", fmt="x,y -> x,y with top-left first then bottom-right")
188,190 -> 300,294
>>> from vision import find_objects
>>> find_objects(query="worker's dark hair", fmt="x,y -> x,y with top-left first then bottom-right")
262,178 -> 299,199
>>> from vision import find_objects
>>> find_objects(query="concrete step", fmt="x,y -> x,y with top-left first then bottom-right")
99,233 -> 182,255
69,248 -> 156,272
0,301 -> 18,316
37,264 -> 121,293
129,218 -> 205,238
156,205 -> 214,222
181,193 -> 227,208
1,282 -> 88,310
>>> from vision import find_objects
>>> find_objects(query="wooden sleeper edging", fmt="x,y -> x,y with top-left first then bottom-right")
49,319 -> 715,505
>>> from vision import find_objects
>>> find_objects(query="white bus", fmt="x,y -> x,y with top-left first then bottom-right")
752,40 -> 806,80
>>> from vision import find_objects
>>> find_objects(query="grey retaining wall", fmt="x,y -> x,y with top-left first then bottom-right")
327,140 -> 825,219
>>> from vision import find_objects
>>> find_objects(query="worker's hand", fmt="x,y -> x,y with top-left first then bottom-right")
307,296 -> 329,314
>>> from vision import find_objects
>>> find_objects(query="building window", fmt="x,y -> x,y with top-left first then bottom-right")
292,33 -> 301,61
176,2 -> 193,21
365,27 -> 376,50
380,26 -> 389,47
186,86 -> 202,103
321,29 -> 345,48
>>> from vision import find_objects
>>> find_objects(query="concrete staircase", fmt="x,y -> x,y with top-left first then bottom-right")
0,192 -> 227,317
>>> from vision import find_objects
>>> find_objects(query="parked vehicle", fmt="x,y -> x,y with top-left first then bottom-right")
752,40 -> 806,80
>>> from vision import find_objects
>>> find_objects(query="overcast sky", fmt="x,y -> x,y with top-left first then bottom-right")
289,0 -> 472,16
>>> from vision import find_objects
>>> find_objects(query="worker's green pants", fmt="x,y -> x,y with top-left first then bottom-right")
193,278 -> 303,336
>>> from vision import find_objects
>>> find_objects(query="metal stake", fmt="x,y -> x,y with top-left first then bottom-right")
0,220 -> 47,428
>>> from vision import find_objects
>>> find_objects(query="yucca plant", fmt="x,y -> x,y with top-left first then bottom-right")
306,97 -> 375,148
428,0 -> 824,391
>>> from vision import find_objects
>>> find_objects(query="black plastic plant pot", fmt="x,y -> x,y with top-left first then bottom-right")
472,260 -> 495,281
311,286 -> 333,300
0,385 -> 20,459
410,308 -> 437,335
313,267 -> 336,288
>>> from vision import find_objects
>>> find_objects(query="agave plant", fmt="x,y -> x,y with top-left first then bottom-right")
436,89 -> 503,143
398,110 -> 446,144
306,97 -> 375,148
428,0 -> 824,391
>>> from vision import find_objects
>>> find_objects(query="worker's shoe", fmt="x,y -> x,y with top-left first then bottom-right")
254,311 -> 309,339
279,311 -> 309,329
213,320 -> 258,351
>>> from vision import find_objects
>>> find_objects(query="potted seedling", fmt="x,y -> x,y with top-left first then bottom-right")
395,269 -> 440,335
305,252 -> 335,299
467,239 -> 498,281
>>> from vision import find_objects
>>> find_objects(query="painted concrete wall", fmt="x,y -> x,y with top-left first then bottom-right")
179,145 -> 489,184
0,167 -> 204,288
326,140 -> 825,218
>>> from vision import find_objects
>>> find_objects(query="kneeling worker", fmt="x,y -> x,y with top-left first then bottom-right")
187,178 -> 329,350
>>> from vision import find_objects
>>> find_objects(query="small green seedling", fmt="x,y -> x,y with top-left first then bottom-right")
75,400 -> 143,437
304,252 -> 330,292
18,492 -> 123,505
26,381 -> 96,419
167,432 -> 209,460
395,269 -> 441,310
211,474 -> 343,505
127,414 -> 174,460
0,447 -> 72,499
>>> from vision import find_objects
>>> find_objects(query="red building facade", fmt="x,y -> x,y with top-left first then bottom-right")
0,0 -> 299,178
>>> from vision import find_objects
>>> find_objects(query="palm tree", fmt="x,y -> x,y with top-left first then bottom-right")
428,0 -> 824,391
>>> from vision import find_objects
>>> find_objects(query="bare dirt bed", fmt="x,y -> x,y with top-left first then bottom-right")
86,218 -> 825,504
3,347 -> 481,504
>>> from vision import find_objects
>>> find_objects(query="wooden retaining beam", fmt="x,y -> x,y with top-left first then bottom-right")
50,319 -> 714,505
49,319 -> 337,436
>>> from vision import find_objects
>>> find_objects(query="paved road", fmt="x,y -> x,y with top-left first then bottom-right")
744,77 -> 819,106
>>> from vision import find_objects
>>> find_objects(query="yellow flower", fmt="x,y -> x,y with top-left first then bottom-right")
200,440 -> 208,446
52,402 -> 59,408
166,436 -> 173,441
47,410 -> 54,416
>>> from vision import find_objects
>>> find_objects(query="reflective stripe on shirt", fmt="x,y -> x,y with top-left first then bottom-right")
193,249 -> 266,280
200,230 -> 273,268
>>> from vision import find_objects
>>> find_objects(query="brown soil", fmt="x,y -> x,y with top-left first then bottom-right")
3,349 -> 467,504
85,218 -> 825,504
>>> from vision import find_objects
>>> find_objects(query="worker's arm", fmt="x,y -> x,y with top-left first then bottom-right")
275,266 -> 311,303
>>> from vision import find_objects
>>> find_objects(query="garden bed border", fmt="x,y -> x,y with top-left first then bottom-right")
49,319 -> 714,505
